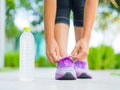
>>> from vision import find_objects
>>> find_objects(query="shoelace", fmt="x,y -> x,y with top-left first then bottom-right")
63,60 -> 72,67
58,59 -> 73,67
75,61 -> 86,68
81,62 -> 86,68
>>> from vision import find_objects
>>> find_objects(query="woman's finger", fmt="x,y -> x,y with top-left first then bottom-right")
46,51 -> 55,63
51,51 -> 59,62
72,52 -> 86,60
47,54 -> 54,63
70,46 -> 79,56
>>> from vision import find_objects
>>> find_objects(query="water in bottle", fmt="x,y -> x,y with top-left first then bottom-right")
19,27 -> 35,81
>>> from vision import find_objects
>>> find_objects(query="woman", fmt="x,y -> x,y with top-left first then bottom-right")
44,0 -> 99,80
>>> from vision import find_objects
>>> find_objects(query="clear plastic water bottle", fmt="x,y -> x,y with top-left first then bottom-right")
19,27 -> 35,81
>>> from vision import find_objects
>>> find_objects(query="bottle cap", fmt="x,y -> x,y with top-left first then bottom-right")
24,27 -> 31,32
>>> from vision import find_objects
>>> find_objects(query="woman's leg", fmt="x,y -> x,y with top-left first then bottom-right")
54,23 -> 69,57
55,0 -> 82,80
73,0 -> 85,53
74,27 -> 84,43
54,0 -> 71,57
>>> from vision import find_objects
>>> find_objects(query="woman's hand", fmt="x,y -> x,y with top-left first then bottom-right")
70,0 -> 99,60
46,39 -> 61,63
70,38 -> 89,60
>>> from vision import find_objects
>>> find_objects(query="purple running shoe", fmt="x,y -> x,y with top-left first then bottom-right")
74,60 -> 92,79
55,57 -> 77,80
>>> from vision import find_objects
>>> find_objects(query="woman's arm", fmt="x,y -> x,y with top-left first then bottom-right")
71,0 -> 99,60
83,0 -> 99,42
44,0 -> 56,43
44,0 -> 61,63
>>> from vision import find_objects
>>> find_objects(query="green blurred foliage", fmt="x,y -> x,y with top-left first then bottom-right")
5,52 -> 19,67
4,52 -> 56,68
109,0 -> 120,13
35,56 -> 56,67
5,0 -> 44,39
18,0 -> 44,26
99,0 -> 120,12
4,45 -> 120,70
6,0 -> 20,39
115,53 -> 120,68
88,45 -> 116,70
6,19 -> 20,38
96,0 -> 120,32
19,0 -> 31,10
0,67 -> 17,72
6,0 -> 15,9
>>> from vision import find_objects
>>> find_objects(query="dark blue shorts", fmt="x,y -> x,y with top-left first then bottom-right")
55,0 -> 86,27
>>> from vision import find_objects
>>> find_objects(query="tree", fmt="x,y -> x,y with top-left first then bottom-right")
6,0 -> 20,39
6,0 -> 44,39
18,0 -> 44,29
94,0 -> 120,45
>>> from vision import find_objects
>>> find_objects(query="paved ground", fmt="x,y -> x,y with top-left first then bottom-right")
0,68 -> 120,90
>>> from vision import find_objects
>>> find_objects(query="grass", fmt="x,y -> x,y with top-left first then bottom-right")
0,67 -> 17,72
111,72 -> 120,76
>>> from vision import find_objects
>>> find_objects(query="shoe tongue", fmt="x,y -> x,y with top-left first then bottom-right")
58,57 -> 73,67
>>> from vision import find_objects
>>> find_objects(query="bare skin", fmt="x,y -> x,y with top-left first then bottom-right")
74,27 -> 84,43
54,23 -> 69,58
54,25 -> 84,59
44,0 -> 85,63
71,0 -> 99,60
73,27 -> 85,60
44,0 -> 61,63
44,0 -> 99,63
